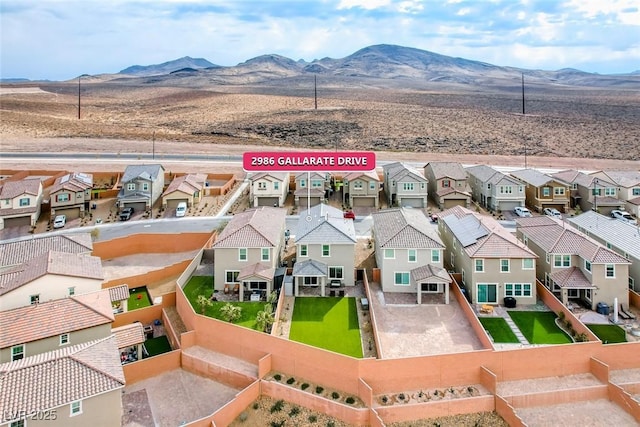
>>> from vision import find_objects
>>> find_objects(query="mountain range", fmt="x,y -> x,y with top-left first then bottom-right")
112,44 -> 640,89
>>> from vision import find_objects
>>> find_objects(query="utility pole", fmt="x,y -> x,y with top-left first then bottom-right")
77,75 -> 81,119
521,73 -> 525,115
152,131 -> 155,160
314,75 -> 318,110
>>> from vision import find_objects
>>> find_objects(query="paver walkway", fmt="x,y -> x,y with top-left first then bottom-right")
494,306 -> 529,345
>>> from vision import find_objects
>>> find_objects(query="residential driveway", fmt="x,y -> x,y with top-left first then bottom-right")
368,281 -> 485,358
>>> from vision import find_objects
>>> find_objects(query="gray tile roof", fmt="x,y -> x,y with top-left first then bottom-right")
296,204 -> 356,244
112,322 -> 145,349
0,233 -> 93,268
382,162 -> 427,183
510,169 -> 555,187
568,211 -> 640,259
516,216 -> 630,264
596,170 -> 640,187
0,290 -> 114,348
213,206 -> 286,248
424,162 -> 467,180
292,259 -> 327,276
466,165 -> 520,186
372,208 -> 444,249
0,335 -> 124,422
0,178 -> 41,199
410,264 -> 451,283
121,164 -> 164,183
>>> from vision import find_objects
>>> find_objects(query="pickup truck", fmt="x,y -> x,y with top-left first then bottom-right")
119,207 -> 134,221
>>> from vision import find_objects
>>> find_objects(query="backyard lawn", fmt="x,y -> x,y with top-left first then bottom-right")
587,324 -> 627,344
289,297 -> 363,358
128,287 -> 152,310
508,311 -> 572,344
479,317 -> 519,343
144,336 -> 172,358
183,276 -> 263,330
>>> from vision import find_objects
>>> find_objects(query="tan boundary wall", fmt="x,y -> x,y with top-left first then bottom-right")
102,260 -> 190,289
375,396 -> 495,424
204,173 -> 236,196
630,289 -> 640,308
451,275 -> 494,349
609,383 -> 640,423
93,232 -> 212,259
122,350 -> 181,385
162,307 -> 181,350
495,396 -> 527,427
111,292 -> 175,328
182,351 -> 257,390
504,385 -> 608,408
362,269 -> 383,358
270,284 -> 287,337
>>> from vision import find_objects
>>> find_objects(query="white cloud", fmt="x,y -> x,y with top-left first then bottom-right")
337,0 -> 390,10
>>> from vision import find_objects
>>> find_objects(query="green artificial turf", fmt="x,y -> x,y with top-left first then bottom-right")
183,276 -> 263,330
289,297 -> 363,358
144,336 -> 172,358
479,317 -> 520,343
128,287 -> 152,310
507,311 -> 572,344
587,324 -> 627,344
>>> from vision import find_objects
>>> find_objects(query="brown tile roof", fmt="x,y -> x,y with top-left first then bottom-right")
237,262 -> 275,281
0,335 -> 124,422
372,208 -> 444,249
436,187 -> 470,197
516,217 -> 629,264
0,290 -> 114,349
108,284 -> 130,302
0,251 -> 103,296
162,173 -> 206,197
112,322 -> 145,349
213,206 -> 286,248
0,233 -> 93,267
551,267 -> 595,289
0,178 -> 41,199
343,170 -> 380,182
50,172 -> 93,194
410,264 -> 451,283
424,162 -> 467,180
0,205 -> 38,216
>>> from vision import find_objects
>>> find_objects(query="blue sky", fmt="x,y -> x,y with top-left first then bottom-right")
1,0 -> 639,80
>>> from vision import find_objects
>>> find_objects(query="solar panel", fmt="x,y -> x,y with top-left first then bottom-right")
444,214 -> 489,247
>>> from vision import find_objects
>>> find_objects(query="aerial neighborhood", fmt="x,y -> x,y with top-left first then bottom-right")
1,158 -> 639,426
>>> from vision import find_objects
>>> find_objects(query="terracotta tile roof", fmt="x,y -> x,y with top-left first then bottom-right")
213,206 -> 286,248
0,290 -> 114,349
550,169 -> 582,185
0,251 -> 103,296
516,216 -> 629,264
424,162 -> 467,180
108,284 -> 130,302
237,262 -> 275,281
551,267 -> 595,289
0,233 -> 93,267
0,335 -> 124,422
628,196 -> 640,206
0,205 -> 38,216
343,170 -> 380,182
50,172 -> 93,194
296,204 -> 356,244
410,264 -> 451,283
112,322 -> 145,349
162,173 -> 206,197
372,208 -> 444,249
0,179 -> 41,199
436,187 -> 470,197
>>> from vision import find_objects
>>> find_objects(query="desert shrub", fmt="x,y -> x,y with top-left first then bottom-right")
308,415 -> 317,423
239,412 -> 248,422
315,386 -> 324,394
288,406 -> 300,417
270,400 -> 284,413
301,383 -> 309,390
327,422 -> 335,427
558,311 -> 565,321
273,374 -> 282,381
252,402 -> 259,410
398,393 -> 406,400
381,396 -> 388,404
270,421 -> 285,427
331,391 -> 340,399
286,377 -> 296,385
345,396 -> 355,404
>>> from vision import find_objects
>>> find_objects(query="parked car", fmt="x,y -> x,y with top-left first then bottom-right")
175,202 -> 187,217
611,209 -> 636,224
514,206 -> 532,217
53,215 -> 66,229
543,207 -> 562,219
343,210 -> 355,220
119,207 -> 134,221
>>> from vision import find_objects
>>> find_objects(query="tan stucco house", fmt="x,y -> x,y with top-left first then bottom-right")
382,162 -> 429,208
249,172 -> 290,208
424,162 -> 471,209
162,173 -> 206,209
590,170 -> 640,218
551,170 -> 623,215
117,164 -> 165,211
294,172 -> 329,208
49,172 -> 93,220
0,178 -> 43,230
510,169 -> 570,213
466,165 -> 526,213
342,170 -> 381,208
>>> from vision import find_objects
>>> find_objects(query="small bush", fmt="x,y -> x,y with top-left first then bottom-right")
315,386 -> 324,394
398,393 -> 405,400
239,412 -> 248,422
286,377 -> 296,385
288,406 -> 300,417
327,422 -> 335,427
301,383 -> 309,390
273,374 -> 282,381
331,391 -> 340,399
381,395 -> 388,404
308,415 -> 317,423
270,400 -> 285,413
270,421 -> 285,427
252,402 -> 259,410
345,396 -> 355,404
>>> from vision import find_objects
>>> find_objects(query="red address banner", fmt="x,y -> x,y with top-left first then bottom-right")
243,151 -> 376,172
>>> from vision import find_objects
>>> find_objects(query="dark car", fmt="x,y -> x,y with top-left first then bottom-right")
119,207 -> 134,221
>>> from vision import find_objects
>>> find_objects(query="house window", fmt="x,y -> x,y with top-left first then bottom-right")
605,187 -> 616,196
60,333 -> 70,345
442,180 -> 450,188
421,182 -> 425,189
274,182 -> 279,190
384,249 -> 395,259
505,283 -> 532,297
329,266 -> 343,280
606,264 -> 615,278
57,193 -> 70,202
304,276 -> 318,285
19,198 -> 30,206
10,420 -> 25,427
499,186 -> 512,194
402,182 -> 414,191
11,344 -> 24,361
477,284 -> 497,303
630,277 -> 635,290
225,271 -> 240,284
542,187 -> 551,197
238,248 -> 247,261
68,286 -> 75,296
299,179 -> 306,188
354,181 -> 363,190
585,260 -> 591,272
30,294 -> 40,305
567,289 -> 578,298
475,259 -> 484,272
633,188 -> 640,196
500,259 -> 510,273
450,253 -> 455,268
554,187 -> 565,196
422,283 -> 439,292
258,182 -> 267,190
585,289 -> 592,301
311,180 -> 323,188
522,258 -> 534,269
546,253 -> 550,264
408,249 -> 416,262
553,255 -> 571,267
322,245 -> 330,257
519,185 -> 524,192
127,183 -> 136,191
523,235 -> 528,245
261,248 -> 269,261
394,272 -> 410,286
70,400 -> 82,416
592,188 -> 602,196
431,249 -> 440,263
299,245 -> 308,257
142,183 -> 149,191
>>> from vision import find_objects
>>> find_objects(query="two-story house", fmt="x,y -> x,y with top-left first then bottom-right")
516,216 -> 630,310
466,165 -> 526,213
551,170 -> 623,215
382,162 -> 429,208
117,164 -> 165,211
342,170 -> 381,208
162,173 -> 206,209
424,162 -> 471,210
212,206 -> 287,301
49,172 -> 93,220
249,172 -> 290,208
293,204 -> 356,296
568,210 -> 640,293
294,172 -> 329,208
438,206 -> 538,306
510,169 -> 570,213
590,170 -> 640,218
1,233 -> 94,270
372,208 -> 450,304
0,178 -> 43,230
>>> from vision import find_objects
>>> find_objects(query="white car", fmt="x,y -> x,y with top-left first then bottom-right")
611,209 -> 635,224
514,206 -> 532,217
53,215 -> 66,229
175,202 -> 187,217
543,208 -> 562,219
